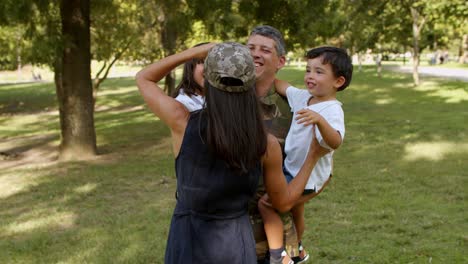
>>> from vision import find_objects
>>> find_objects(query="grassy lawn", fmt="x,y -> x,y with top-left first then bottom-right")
1,66 -> 467,263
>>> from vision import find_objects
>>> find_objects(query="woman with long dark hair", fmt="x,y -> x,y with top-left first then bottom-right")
136,42 -> 325,264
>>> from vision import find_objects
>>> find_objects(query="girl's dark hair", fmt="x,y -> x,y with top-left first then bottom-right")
171,58 -> 204,97
172,42 -> 209,98
204,81 -> 267,173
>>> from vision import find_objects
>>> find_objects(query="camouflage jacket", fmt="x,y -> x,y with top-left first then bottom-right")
249,86 -> 297,261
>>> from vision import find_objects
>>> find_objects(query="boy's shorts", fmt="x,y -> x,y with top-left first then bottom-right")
283,167 -> 316,195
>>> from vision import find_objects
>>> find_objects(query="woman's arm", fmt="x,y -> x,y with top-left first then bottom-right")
262,134 -> 329,212
136,44 -> 213,131
135,44 -> 214,156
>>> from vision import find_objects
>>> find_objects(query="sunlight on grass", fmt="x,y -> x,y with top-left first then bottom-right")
74,183 -> 98,194
0,112 -> 59,138
375,97 -> 395,105
3,210 -> 75,236
393,82 -> 412,88
416,81 -> 468,103
0,171 -> 43,199
97,86 -> 136,96
1,74 -> 467,263
404,141 -> 468,161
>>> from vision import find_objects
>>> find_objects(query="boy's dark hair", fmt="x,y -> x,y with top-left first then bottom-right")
306,46 -> 353,91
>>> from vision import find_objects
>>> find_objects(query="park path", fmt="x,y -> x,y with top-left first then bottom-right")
385,65 -> 468,82
2,65 -> 467,84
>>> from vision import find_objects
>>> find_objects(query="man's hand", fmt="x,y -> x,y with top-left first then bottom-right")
259,193 -> 272,207
296,109 -> 323,126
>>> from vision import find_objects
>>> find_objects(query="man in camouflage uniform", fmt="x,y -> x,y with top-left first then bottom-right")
246,25 -> 301,263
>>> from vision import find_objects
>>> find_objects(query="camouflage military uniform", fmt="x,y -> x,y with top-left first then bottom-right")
249,86 -> 298,262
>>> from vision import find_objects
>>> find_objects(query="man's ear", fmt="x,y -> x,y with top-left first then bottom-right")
277,55 -> 286,71
334,76 -> 346,90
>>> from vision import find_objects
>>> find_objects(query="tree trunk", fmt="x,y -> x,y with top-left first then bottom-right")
160,14 -> 177,95
459,34 -> 467,64
410,7 -> 425,86
358,53 -> 362,72
57,0 -> 97,160
16,32 -> 22,81
376,54 -> 382,78
164,72 -> 176,95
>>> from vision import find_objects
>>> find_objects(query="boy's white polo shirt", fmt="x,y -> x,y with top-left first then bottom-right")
284,86 -> 345,191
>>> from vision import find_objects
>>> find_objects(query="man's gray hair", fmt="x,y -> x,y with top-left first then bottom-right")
250,25 -> 287,57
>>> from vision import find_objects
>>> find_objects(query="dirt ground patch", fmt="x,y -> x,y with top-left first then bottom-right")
0,134 -> 60,170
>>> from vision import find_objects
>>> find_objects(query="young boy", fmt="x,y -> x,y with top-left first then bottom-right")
258,46 -> 353,264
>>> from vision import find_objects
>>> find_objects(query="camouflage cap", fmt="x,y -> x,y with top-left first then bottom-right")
204,42 -> 255,93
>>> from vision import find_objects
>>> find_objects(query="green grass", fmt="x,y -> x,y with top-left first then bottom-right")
1,67 -> 467,263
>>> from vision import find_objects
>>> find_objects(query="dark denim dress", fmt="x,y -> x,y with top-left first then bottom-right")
165,111 -> 260,264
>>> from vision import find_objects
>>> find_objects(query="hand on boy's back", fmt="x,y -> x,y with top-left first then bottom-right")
295,108 -> 323,126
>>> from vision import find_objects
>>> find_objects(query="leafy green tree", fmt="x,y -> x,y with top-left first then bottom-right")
57,0 -> 96,159
432,0 -> 468,63
341,0 -> 386,72
0,25 -> 28,71
91,0 -> 140,99
238,0 -> 330,49
0,0 -> 96,160
127,0 -> 194,95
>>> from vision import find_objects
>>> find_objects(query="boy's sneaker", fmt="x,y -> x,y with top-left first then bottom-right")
291,246 -> 309,264
269,250 -> 294,264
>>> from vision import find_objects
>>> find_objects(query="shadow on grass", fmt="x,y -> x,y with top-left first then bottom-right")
0,141 -> 176,263
0,115 -> 175,262
0,82 -> 57,114
278,66 -> 467,262
0,67 -> 466,263
0,77 -> 138,115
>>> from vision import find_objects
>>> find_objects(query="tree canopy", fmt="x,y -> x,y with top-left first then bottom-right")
0,0 -> 466,159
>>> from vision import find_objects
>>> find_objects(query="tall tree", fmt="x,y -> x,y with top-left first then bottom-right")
90,0 -> 142,101
57,0 -> 96,160
133,0 -> 193,95
238,0 -> 330,49
408,3 -> 426,85
434,0 -> 468,63
0,0 -> 97,160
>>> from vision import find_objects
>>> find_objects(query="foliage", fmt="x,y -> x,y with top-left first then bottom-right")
0,1 -> 61,69
0,25 -> 28,70
1,68 -> 467,262
1,0 -> 466,69
238,0 -> 330,49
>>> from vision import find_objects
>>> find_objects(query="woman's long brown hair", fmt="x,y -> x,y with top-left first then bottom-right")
204,81 -> 267,174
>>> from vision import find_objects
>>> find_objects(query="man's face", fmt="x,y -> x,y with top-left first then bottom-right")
247,34 -> 285,81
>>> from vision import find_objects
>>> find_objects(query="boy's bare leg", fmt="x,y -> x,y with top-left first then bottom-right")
289,178 -> 332,261
291,203 -> 309,262
291,203 -> 305,243
258,194 -> 284,249
258,194 -> 293,263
